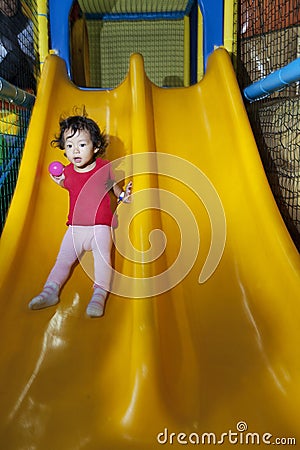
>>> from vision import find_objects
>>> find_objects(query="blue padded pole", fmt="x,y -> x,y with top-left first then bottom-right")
197,0 -> 223,71
244,58 -> 300,102
49,0 -> 74,76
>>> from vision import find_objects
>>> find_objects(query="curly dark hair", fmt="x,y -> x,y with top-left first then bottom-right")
51,114 -> 108,157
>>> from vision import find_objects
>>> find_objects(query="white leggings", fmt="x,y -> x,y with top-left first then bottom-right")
46,225 -> 112,291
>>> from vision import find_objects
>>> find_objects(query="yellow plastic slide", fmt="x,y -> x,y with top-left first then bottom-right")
0,48 -> 300,449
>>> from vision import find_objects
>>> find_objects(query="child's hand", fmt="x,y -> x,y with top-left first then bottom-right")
123,181 -> 133,203
50,172 -> 65,186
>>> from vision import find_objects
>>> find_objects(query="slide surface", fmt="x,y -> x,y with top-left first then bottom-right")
0,49 -> 300,449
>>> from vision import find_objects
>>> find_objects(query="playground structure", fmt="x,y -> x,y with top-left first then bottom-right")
0,1 -> 300,449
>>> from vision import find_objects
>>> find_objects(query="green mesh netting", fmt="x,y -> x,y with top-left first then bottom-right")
86,19 -> 185,88
79,0 -> 190,14
75,0 -> 188,88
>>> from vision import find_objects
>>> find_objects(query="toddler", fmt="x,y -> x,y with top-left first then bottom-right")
28,114 -> 132,317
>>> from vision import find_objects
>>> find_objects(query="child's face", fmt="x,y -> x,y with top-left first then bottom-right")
64,128 -> 98,171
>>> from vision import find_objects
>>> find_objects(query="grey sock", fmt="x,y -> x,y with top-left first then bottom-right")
28,282 -> 60,310
86,287 -> 107,318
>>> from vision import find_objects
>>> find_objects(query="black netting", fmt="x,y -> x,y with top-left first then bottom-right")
0,0 -> 39,232
0,0 -> 39,91
237,0 -> 300,250
0,102 -> 31,231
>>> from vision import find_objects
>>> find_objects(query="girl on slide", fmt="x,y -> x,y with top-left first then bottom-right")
28,112 -> 132,317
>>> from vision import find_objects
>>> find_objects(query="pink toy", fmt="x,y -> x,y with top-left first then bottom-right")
48,161 -> 64,176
